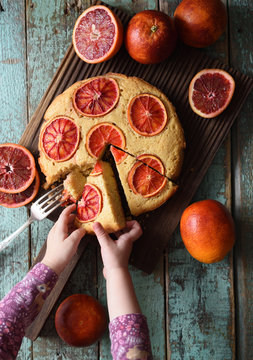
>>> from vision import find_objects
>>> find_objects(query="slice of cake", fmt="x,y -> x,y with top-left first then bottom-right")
75,161 -> 126,234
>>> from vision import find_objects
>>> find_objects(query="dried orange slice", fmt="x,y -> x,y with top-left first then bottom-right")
73,5 -> 123,64
77,184 -> 102,223
0,170 -> 40,208
128,94 -> 167,136
90,160 -> 103,176
189,69 -> 235,118
0,143 -> 36,194
86,122 -> 127,164
40,117 -> 80,162
73,77 -> 119,117
128,155 -> 166,198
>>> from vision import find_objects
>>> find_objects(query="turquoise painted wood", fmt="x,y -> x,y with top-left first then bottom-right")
0,0 -> 252,359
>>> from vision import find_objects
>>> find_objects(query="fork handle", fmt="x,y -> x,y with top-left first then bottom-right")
0,217 -> 34,252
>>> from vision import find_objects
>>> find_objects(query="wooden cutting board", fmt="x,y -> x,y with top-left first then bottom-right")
21,1 -> 253,340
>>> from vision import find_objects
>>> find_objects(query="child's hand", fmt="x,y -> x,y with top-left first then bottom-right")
42,204 -> 86,275
93,221 -> 142,277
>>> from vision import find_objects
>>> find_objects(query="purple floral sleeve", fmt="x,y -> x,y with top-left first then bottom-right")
109,313 -> 153,360
0,262 -> 58,359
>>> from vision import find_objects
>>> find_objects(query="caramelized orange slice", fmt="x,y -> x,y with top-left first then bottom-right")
77,184 -> 102,223
128,94 -> 167,136
40,117 -> 80,162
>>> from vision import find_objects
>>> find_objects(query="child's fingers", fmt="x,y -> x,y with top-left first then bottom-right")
57,204 -> 77,230
121,220 -> 142,242
67,227 -> 86,246
93,222 -> 112,248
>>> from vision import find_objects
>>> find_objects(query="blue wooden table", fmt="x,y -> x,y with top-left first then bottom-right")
0,1 -> 252,359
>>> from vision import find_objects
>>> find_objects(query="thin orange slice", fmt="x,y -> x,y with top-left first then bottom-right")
40,117 -> 80,162
73,5 -> 123,64
77,184 -> 102,223
0,143 -> 36,194
128,94 -> 168,136
0,170 -> 40,208
86,122 -> 127,164
128,155 -> 166,198
90,160 -> 103,176
73,77 -> 119,117
189,69 -> 235,118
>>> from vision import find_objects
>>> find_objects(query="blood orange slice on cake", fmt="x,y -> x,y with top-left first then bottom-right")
77,184 -> 102,223
189,69 -> 235,118
0,143 -> 36,194
128,94 -> 167,136
73,77 -> 119,117
90,160 -> 103,176
73,5 -> 123,64
128,155 -> 166,197
86,122 -> 127,164
40,117 -> 80,162
0,170 -> 40,208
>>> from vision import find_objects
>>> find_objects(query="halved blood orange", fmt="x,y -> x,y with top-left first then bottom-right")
90,160 -> 103,176
128,155 -> 166,198
77,184 -> 102,223
40,117 -> 80,162
189,69 -> 235,118
0,143 -> 36,194
86,122 -> 127,164
73,5 -> 123,64
0,170 -> 40,208
73,77 -> 119,117
128,94 -> 168,136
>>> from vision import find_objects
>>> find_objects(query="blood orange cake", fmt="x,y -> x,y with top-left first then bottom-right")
38,73 -> 185,232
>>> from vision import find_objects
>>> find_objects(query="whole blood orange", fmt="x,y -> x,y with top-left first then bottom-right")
189,69 -> 235,118
40,117 -> 80,162
73,77 -> 119,117
128,155 -> 166,197
73,5 -> 123,64
125,10 -> 177,64
77,184 -> 102,223
55,294 -> 107,347
174,0 -> 227,48
128,94 -> 167,136
86,122 -> 127,164
0,143 -> 36,194
180,199 -> 235,263
0,170 -> 40,208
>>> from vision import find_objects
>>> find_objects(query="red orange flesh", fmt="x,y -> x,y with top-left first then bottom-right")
0,143 -> 36,194
40,117 -> 80,162
73,77 -> 119,117
86,122 -> 127,164
77,184 -> 102,223
73,5 -> 123,64
0,170 -> 40,208
128,94 -> 168,136
128,155 -> 166,197
189,69 -> 235,118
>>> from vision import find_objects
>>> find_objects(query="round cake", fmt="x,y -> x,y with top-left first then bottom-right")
38,73 -> 185,233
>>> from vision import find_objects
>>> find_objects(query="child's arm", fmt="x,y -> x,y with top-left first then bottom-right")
0,204 -> 85,359
93,221 -> 153,360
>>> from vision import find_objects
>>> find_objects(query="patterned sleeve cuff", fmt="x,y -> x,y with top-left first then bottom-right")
29,262 -> 58,296
109,313 -> 153,360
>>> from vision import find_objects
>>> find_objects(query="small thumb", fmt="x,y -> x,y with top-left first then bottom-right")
68,227 -> 86,247
93,222 -> 111,248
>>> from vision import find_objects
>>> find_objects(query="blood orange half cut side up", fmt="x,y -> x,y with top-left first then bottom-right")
128,155 -> 167,198
73,5 -> 123,64
40,117 -> 80,162
73,77 -> 120,117
189,69 -> 235,118
0,143 -> 36,194
128,94 -> 168,136
0,170 -> 40,208
77,184 -> 102,223
86,122 -> 127,164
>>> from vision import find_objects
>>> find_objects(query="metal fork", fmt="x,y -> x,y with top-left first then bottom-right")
0,183 -> 64,252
